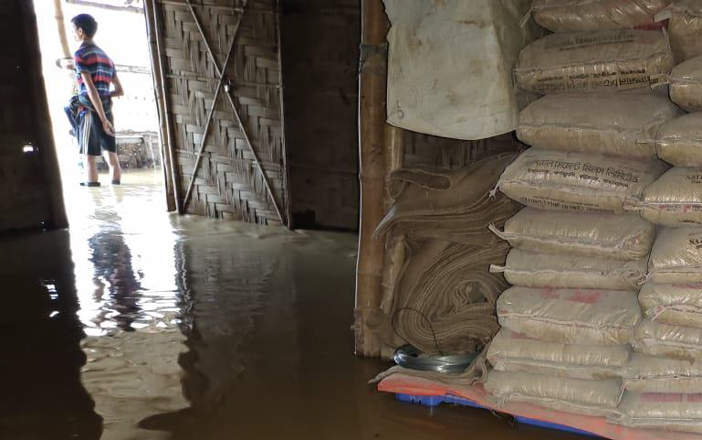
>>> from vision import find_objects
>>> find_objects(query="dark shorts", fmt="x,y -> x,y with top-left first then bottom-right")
71,96 -> 116,156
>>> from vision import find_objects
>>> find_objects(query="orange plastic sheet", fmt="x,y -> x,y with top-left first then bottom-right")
378,374 -> 702,440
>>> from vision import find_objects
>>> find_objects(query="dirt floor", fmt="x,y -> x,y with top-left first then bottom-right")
0,170 -> 591,440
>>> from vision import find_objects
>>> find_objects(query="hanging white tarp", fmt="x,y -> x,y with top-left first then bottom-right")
383,0 -> 536,140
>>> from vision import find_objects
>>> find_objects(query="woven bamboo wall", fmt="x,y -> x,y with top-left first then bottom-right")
156,0 -> 287,225
0,1 -> 66,233
404,132 -> 525,171
281,0 -> 360,230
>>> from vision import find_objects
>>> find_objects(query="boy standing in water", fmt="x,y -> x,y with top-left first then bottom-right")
70,13 -> 124,186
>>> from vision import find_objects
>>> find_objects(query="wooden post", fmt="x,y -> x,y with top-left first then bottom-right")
143,0 -> 177,212
53,0 -> 72,59
355,0 -> 389,357
276,0 -> 293,229
146,0 -> 182,213
379,124 -> 404,360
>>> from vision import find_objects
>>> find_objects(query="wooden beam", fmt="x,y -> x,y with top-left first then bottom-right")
53,0 -> 72,58
143,0 -> 175,211
64,0 -> 144,14
114,63 -> 152,75
355,0 -> 389,357
158,0 -> 273,14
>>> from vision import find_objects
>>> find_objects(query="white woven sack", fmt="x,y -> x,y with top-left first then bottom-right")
656,113 -> 702,167
669,55 -> 702,112
490,208 -> 655,260
518,93 -> 681,159
670,0 -> 702,62
515,29 -> 673,94
629,168 -> 702,227
633,319 -> 702,361
497,286 -> 641,345
622,354 -> 702,393
640,283 -> 702,328
532,0 -> 671,32
496,148 -> 667,213
485,370 -> 623,417
490,249 -> 647,290
611,391 -> 702,434
647,227 -> 702,283
487,329 -> 629,380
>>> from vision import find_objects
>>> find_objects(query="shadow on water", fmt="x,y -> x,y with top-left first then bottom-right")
0,229 -> 102,440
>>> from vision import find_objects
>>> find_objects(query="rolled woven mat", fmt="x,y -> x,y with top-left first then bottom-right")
374,154 -> 521,246
369,238 -> 510,356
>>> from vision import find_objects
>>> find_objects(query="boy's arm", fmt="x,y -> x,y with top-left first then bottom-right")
110,72 -> 124,98
81,72 -> 115,136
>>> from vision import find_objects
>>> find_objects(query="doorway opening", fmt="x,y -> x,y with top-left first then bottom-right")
33,0 -> 167,226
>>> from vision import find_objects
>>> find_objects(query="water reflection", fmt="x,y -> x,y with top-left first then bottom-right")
87,229 -> 142,331
0,170 -> 588,440
65,171 -> 188,440
67,172 -> 182,335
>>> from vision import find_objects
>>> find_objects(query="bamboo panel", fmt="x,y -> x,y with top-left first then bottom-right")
156,0 -> 285,224
403,132 -> 526,171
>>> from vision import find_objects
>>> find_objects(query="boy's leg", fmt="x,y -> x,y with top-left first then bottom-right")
77,109 -> 102,184
103,150 -> 122,183
85,155 -> 99,182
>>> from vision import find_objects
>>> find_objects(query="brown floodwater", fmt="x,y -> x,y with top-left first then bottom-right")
0,171 -> 590,440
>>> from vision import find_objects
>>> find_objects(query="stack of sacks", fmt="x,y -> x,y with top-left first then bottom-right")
486,9 -> 676,418
369,155 -> 521,360
485,236 -> 647,415
486,158 -> 660,414
615,227 -> 702,434
606,4 -> 702,434
629,56 -> 702,228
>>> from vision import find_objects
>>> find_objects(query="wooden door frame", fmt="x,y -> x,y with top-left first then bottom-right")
144,0 -> 181,212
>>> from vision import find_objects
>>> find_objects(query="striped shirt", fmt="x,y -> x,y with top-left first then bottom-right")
74,42 -> 115,98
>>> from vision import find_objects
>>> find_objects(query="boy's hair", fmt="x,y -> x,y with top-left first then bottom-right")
71,14 -> 98,38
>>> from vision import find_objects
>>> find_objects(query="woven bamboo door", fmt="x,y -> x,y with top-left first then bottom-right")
153,0 -> 287,226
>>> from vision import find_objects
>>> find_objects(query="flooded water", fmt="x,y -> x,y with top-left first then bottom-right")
0,170 -> 587,440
